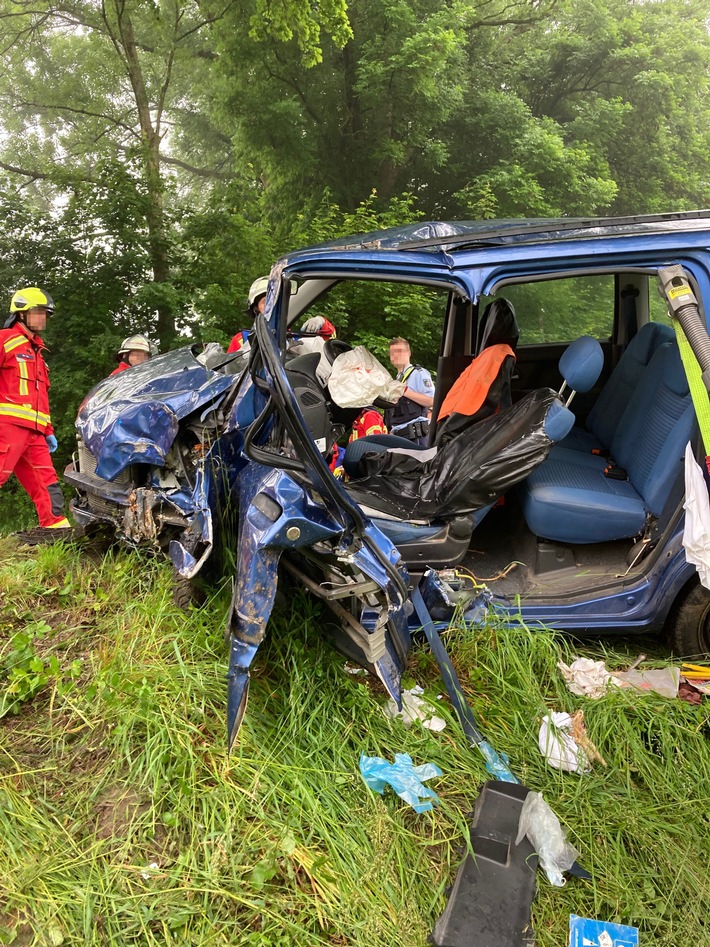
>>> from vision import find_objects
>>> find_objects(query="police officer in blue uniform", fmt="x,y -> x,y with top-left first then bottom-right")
384,337 -> 435,445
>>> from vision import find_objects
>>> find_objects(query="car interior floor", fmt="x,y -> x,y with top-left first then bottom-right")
459,491 -> 642,601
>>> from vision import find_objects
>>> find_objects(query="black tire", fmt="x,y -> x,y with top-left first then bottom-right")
667,581 -> 710,658
172,573 -> 205,611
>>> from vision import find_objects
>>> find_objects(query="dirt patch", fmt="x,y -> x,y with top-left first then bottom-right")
93,784 -> 150,840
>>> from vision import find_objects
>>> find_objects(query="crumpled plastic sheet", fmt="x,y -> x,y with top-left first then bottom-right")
683,442 -> 710,590
383,686 -> 447,732
538,712 -> 590,774
359,752 -> 442,813
516,791 -> 580,887
613,666 -> 680,698
559,657 -> 680,699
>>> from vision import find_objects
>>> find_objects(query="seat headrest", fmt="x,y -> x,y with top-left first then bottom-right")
478,298 -> 519,352
559,335 -> 604,393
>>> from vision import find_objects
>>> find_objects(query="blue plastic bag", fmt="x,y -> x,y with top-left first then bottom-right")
359,752 -> 442,813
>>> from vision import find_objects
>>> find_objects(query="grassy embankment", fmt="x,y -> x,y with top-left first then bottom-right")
1,537 -> 709,946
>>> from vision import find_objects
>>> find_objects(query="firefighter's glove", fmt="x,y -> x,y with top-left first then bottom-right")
302,316 -> 325,333
46,434 -> 58,453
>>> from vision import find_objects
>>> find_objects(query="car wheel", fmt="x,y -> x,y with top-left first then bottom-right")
172,572 -> 205,612
667,581 -> 710,658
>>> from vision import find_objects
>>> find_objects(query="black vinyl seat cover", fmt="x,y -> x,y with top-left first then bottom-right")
345,388 -> 573,520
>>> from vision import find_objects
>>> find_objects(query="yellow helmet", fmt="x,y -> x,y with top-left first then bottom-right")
10,287 -> 54,315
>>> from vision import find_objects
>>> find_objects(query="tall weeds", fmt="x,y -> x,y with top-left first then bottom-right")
0,540 -> 708,945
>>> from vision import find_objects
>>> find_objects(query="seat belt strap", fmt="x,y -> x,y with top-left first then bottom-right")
673,319 -> 710,464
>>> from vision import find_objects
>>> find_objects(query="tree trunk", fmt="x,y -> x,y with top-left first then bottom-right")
111,0 -> 176,346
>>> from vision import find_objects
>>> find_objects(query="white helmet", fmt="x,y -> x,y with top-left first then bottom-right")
118,334 -> 153,356
248,277 -> 269,307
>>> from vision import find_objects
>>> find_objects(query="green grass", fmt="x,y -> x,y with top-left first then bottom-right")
0,538 -> 709,945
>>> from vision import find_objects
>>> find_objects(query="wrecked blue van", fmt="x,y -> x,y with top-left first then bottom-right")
66,212 -> 710,744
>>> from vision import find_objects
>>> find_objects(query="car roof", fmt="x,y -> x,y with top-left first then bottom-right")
289,209 -> 710,255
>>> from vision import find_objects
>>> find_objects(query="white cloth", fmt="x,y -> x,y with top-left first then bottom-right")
683,442 -> 710,589
557,657 -> 620,699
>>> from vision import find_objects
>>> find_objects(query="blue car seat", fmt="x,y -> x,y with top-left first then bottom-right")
559,321 -> 675,453
520,339 -> 695,543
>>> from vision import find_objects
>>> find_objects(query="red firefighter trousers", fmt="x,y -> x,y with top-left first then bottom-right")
0,423 -> 68,527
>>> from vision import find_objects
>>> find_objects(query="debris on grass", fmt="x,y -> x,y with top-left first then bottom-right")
569,914 -> 638,947
613,665 -> 680,698
539,710 -> 607,774
516,792 -> 580,888
359,752 -> 442,813
383,685 -> 447,731
560,655 -> 683,699
557,657 -> 620,698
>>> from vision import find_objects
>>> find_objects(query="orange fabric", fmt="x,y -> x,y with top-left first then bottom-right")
0,323 -> 53,434
438,344 -> 515,421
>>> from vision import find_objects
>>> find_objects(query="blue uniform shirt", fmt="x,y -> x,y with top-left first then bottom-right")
391,364 -> 434,433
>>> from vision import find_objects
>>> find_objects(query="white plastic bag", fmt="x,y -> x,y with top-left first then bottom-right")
683,442 -> 710,589
327,346 -> 405,409
538,712 -> 589,774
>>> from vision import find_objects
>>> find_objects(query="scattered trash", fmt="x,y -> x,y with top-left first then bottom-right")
558,657 -> 621,699
680,661 -> 710,680
569,914 -> 639,947
560,655 -> 681,699
678,663 -> 710,702
343,662 -> 368,676
539,712 -> 590,774
678,680 -> 705,705
383,685 -> 447,731
358,752 -> 442,813
539,711 -> 607,773
140,861 -> 160,880
613,666 -> 680,698
516,791 -> 580,887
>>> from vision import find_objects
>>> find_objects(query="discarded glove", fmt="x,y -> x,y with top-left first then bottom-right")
301,316 -> 325,333
45,434 -> 58,453
359,752 -> 442,813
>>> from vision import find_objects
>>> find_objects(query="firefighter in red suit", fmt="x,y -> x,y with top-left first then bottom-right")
110,334 -> 153,376
350,408 -> 386,442
0,287 -> 70,528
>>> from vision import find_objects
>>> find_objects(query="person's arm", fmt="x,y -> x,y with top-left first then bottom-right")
404,368 -> 435,410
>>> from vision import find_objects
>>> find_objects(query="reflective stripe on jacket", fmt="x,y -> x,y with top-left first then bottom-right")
349,409 -> 387,442
0,324 -> 53,434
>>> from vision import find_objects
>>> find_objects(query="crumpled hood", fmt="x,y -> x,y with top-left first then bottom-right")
77,346 -> 238,481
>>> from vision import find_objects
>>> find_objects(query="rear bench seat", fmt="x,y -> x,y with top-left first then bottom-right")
520,336 -> 695,544
559,321 -> 675,453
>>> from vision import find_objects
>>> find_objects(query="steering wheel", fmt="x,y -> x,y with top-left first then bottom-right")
322,339 -> 352,362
